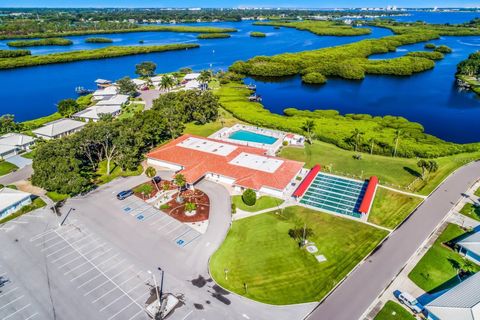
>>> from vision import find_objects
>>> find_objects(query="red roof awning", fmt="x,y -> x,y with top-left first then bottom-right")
358,176 -> 379,214
293,164 -> 321,198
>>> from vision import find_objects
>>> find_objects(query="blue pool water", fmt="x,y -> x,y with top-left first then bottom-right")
228,130 -> 278,145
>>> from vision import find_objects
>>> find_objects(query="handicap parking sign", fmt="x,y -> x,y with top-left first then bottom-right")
176,239 -> 184,246
136,215 -> 145,221
123,207 -> 131,212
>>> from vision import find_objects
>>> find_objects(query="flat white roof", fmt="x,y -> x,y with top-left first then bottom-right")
177,137 -> 237,157
458,231 -> 480,256
229,152 -> 283,173
132,79 -> 147,86
0,133 -> 35,154
184,73 -> 200,80
93,86 -> 118,97
73,105 -> 121,120
96,94 -> 129,106
95,79 -> 111,84
0,187 -> 31,211
32,119 -> 86,138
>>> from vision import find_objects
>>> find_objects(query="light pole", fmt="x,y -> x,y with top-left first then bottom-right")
147,270 -> 161,317
59,208 -> 75,226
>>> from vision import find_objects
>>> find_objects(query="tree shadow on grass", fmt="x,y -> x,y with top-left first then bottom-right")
403,166 -> 421,178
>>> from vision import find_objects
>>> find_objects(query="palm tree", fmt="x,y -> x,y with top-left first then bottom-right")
174,174 -> 187,203
301,120 -> 316,144
159,75 -> 174,92
368,138 -> 376,155
198,70 -> 212,84
428,160 -> 439,175
351,129 -> 364,152
393,129 -> 403,157
417,159 -> 428,179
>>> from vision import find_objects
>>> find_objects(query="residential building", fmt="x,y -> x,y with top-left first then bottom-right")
73,105 -> 122,122
92,86 -> 118,101
95,94 -> 129,107
32,119 -> 86,140
147,134 -> 304,197
458,231 -> 480,264
0,187 -> 32,219
0,133 -> 35,159
184,73 -> 200,81
94,78 -> 112,88
132,79 -> 147,89
425,271 -> 480,320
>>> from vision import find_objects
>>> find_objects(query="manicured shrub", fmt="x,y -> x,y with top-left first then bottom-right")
145,166 -> 156,178
424,43 -> 436,49
7,38 -> 73,47
231,202 -> 237,214
197,33 -> 231,39
0,49 -> 30,58
250,32 -> 266,37
185,202 -> 196,212
407,51 -> 444,60
242,189 -> 257,206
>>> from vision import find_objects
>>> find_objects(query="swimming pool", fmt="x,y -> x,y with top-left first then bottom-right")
228,130 -> 278,145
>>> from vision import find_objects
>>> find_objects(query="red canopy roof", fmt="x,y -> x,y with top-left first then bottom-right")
358,176 -> 379,214
293,164 -> 321,198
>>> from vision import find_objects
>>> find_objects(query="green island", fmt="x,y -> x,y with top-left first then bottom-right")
7,38 -> 73,47
197,33 -> 231,39
374,301 -> 415,320
0,49 -> 31,58
232,195 -> 284,212
85,37 -> 113,43
456,51 -> 480,96
253,20 -> 372,36
0,25 -> 237,40
0,44 -> 199,70
209,206 -> 388,304
250,31 -> 266,37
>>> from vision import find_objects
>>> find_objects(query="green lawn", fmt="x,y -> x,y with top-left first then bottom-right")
118,103 -> 145,120
183,108 -> 240,137
475,187 -> 480,198
94,160 -> 143,185
232,195 -> 284,212
0,197 -> 47,224
368,188 -> 423,229
210,206 -> 388,304
21,112 -> 63,131
0,161 -> 18,176
459,203 -> 480,222
408,223 -> 480,293
374,301 -> 415,320
21,151 -> 35,159
279,142 -> 480,195
46,191 -> 69,202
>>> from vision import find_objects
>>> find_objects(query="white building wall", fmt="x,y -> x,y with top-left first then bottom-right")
259,186 -> 284,198
0,196 -> 32,218
205,173 -> 236,185
147,158 -> 183,171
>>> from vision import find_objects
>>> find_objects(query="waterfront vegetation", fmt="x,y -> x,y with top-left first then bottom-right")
250,31 -> 266,37
85,37 -> 113,43
216,81 -> 480,159
7,38 -> 73,47
253,20 -> 372,36
0,25 -> 237,40
232,195 -> 284,212
0,49 -> 31,58
209,206 -> 388,304
301,72 -> 327,84
408,223 -> 480,292
367,188 -> 423,229
367,19 -> 480,37
434,45 -> 453,54
456,51 -> 480,96
406,51 -> 444,60
374,301 -> 415,320
197,33 -> 231,39
0,44 -> 200,70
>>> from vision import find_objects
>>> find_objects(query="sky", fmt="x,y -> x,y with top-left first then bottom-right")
1,0 -> 479,8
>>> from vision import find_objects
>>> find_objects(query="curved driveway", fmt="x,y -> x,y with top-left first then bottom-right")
306,160 -> 480,320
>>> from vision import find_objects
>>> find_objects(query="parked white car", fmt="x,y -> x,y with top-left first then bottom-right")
397,291 -> 424,314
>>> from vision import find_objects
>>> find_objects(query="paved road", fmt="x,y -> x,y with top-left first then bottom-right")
306,160 -> 480,320
0,165 -> 32,185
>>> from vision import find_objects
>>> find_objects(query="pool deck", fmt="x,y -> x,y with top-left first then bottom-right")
209,124 -> 304,155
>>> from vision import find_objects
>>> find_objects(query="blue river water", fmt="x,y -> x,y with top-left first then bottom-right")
0,11 -> 479,143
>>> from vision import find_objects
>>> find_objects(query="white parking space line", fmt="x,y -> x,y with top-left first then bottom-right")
82,259 -> 127,295
98,279 -> 143,312
107,300 -> 137,320
149,215 -> 170,226
45,244 -> 72,257
157,220 -> 177,232
0,295 -> 25,311
91,286 -> 119,304
2,303 -> 31,320
128,309 -> 145,320
69,266 -> 96,281
182,310 -> 194,320
30,229 -> 55,242
0,287 -> 18,299
24,312 -> 39,320
77,254 -> 121,289
35,234 -> 62,246
165,224 -> 184,235
85,264 -> 134,298
83,279 -> 111,296
50,249 -> 77,263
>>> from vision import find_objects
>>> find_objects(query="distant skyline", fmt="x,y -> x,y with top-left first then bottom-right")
1,0 -> 480,9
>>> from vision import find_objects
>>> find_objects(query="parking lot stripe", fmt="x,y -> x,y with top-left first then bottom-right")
157,220 -> 177,232
182,310 -> 193,320
77,254 -> 119,289
24,312 -> 39,320
149,215 -> 170,226
55,229 -> 143,309
165,224 -> 184,235
70,266 -> 97,282
82,259 -> 126,295
91,287 -> 119,304
127,309 -> 145,320
89,265 -> 135,301
35,234 -> 61,246
106,300 -> 136,320
98,279 -> 142,312
0,287 -> 18,299
63,245 -> 108,274
2,303 -> 31,320
30,229 -> 54,242
50,249 -> 77,264
0,295 -> 25,311
45,244 -> 72,257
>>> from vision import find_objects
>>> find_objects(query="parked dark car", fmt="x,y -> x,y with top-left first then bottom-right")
116,190 -> 134,200
152,176 -> 162,184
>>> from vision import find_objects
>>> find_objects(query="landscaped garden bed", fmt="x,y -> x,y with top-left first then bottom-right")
161,189 -> 210,223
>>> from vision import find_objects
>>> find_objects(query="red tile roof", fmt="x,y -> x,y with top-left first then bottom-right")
147,134 -> 304,191
292,164 -> 321,198
358,176 -> 379,214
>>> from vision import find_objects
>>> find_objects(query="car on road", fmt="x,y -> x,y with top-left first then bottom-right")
396,291 -> 424,314
116,190 -> 134,200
